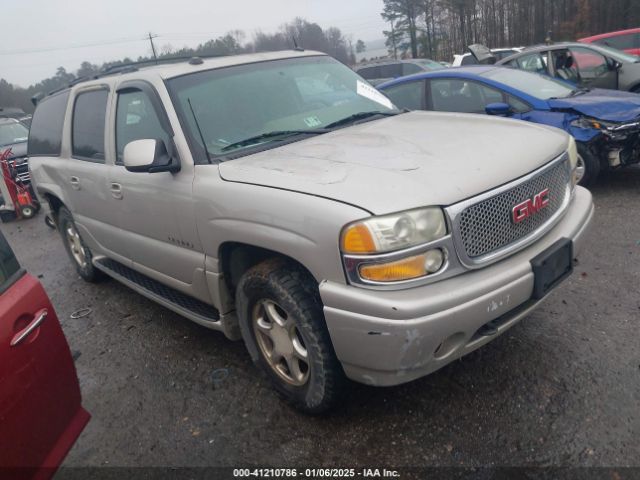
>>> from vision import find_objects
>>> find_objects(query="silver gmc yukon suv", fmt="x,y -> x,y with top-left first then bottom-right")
29,51 -> 594,413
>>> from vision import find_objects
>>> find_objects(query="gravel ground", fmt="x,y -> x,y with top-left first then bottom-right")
1,167 -> 639,471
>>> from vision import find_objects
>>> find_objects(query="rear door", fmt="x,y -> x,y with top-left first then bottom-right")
0,232 -> 89,476
65,87 -> 125,259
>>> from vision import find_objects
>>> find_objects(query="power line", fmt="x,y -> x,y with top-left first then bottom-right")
0,36 -> 149,56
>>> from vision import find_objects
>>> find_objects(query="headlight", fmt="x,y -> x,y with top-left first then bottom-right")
567,136 -> 579,190
341,207 -> 447,254
570,117 -> 617,131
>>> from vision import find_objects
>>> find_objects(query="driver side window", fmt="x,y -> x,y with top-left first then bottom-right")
115,90 -> 170,165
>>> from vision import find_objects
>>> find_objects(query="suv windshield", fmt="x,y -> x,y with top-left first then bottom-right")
480,68 -> 574,100
0,121 -> 29,147
168,55 -> 399,158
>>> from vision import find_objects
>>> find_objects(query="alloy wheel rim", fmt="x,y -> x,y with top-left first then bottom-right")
575,154 -> 586,183
66,224 -> 87,268
252,299 -> 310,386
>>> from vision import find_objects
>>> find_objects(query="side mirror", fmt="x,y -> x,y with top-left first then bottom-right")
123,139 -> 180,173
612,60 -> 623,71
485,102 -> 512,116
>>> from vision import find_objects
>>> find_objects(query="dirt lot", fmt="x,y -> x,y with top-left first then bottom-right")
2,167 -> 639,470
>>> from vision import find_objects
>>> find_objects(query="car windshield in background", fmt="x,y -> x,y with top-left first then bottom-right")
480,68 -> 574,100
168,56 -> 400,158
591,44 -> 640,63
0,121 -> 29,146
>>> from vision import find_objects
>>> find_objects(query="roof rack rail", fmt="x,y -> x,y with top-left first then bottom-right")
42,53 -> 228,100
101,53 -> 226,74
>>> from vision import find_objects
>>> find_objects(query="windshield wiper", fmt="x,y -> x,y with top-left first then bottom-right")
220,129 -> 329,152
324,111 -> 400,129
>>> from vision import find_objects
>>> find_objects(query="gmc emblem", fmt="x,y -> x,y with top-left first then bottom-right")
512,189 -> 550,224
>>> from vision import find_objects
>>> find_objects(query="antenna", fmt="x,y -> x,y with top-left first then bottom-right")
187,98 -> 212,164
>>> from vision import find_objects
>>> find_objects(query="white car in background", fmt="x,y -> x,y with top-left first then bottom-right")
453,47 -> 524,66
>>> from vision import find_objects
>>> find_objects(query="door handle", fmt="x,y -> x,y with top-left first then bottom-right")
110,183 -> 123,200
11,309 -> 48,347
69,176 -> 80,190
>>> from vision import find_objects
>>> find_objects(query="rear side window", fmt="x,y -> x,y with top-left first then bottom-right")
383,81 -> 425,110
28,91 -> 70,157
0,233 -> 20,293
72,89 -> 108,162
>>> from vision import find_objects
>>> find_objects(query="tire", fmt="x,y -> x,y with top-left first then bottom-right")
19,204 -> 36,219
44,215 -> 56,229
576,142 -> 601,187
236,258 -> 345,414
58,207 -> 104,282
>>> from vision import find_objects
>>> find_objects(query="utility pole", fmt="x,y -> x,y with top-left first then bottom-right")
390,21 -> 398,60
148,32 -> 159,63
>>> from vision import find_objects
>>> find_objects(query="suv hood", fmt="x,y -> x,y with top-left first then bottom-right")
219,111 -> 568,215
548,88 -> 640,122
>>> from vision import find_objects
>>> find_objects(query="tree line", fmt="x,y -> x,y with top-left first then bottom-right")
0,18 -> 362,113
382,0 -> 640,61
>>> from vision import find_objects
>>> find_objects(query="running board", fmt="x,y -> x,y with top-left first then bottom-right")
94,257 -> 222,329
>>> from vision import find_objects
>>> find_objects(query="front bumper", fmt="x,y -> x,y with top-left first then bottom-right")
320,187 -> 594,386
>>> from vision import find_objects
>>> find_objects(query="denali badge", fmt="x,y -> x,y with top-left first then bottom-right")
512,189 -> 550,224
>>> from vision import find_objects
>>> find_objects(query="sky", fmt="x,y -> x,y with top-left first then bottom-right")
1,0 -> 387,87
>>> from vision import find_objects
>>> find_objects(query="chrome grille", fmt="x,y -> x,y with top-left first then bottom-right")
455,155 -> 571,260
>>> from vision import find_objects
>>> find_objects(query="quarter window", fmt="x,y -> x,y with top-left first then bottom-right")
72,90 -> 108,162
28,91 -> 70,157
116,90 -> 170,164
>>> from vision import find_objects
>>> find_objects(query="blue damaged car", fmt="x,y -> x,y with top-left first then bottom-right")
378,66 -> 640,186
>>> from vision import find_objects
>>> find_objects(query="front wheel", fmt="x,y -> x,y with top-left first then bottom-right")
576,143 -> 601,187
236,259 -> 345,414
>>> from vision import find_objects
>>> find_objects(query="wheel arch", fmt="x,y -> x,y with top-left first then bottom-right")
218,241 -> 319,294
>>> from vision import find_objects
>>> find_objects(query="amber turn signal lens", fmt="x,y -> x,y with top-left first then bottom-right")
342,223 -> 376,254
359,254 -> 427,282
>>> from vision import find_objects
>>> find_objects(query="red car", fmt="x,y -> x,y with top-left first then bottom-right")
0,231 -> 89,479
579,28 -> 640,56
